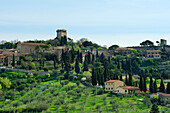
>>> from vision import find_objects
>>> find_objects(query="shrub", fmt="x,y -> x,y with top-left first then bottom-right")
20,91 -> 26,96
92,100 -> 96,105
76,81 -> 80,86
97,89 -> 103,95
71,105 -> 76,111
44,68 -> 48,72
1,68 -> 6,72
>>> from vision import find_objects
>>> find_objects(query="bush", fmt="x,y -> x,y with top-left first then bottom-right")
44,68 -> 48,72
97,89 -> 103,95
1,68 -> 6,72
92,100 -> 96,105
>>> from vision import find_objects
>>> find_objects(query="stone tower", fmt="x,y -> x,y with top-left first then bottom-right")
56,29 -> 67,39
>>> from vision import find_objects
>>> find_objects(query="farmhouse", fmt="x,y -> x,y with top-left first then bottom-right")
105,80 -> 124,93
117,86 -> 140,94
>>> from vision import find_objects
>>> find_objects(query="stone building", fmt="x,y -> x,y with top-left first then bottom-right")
17,41 -> 46,54
105,80 -> 124,93
56,29 -> 67,39
146,50 -> 161,59
117,86 -> 140,94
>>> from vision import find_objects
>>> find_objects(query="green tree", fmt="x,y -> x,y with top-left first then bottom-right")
159,78 -> 165,93
103,67 -> 109,82
128,60 -> 133,86
92,68 -> 97,86
2,77 -> 11,89
149,76 -> 154,93
150,103 -> 159,113
29,62 -> 36,70
139,75 -> 143,91
64,51 -> 71,72
108,45 -> 119,50
12,54 -> 15,67
153,79 -> 157,93
83,56 -> 88,71
166,82 -> 170,94
75,58 -> 80,74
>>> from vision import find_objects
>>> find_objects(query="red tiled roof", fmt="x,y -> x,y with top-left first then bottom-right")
158,93 -> 170,97
105,80 -> 119,83
119,86 -> 140,90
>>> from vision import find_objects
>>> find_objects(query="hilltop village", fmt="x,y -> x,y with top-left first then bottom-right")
0,29 -> 170,112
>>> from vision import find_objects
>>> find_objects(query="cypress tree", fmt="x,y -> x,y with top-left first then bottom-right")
159,78 -> 165,93
139,76 -> 143,91
64,51 -> 71,72
92,54 -> 95,64
166,82 -> 170,94
77,50 -> 80,61
92,68 -> 97,86
149,76 -> 154,93
12,54 -> 15,67
103,67 -> 108,82
128,59 -> 133,86
153,79 -> 157,93
83,56 -> 88,71
87,51 -> 91,64
125,74 -> 128,85
100,53 -> 105,64
100,69 -> 104,86
97,69 -> 101,85
54,57 -> 56,68
79,52 -> 82,63
120,74 -> 122,81
143,77 -> 147,92
135,81 -> 138,87
150,103 -> 159,113
75,58 -> 80,74
96,50 -> 99,58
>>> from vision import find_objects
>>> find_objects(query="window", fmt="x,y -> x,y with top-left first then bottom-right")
111,88 -> 113,90
109,88 -> 110,90
117,90 -> 119,92
106,88 -> 107,90
125,90 -> 127,92
106,83 -> 107,85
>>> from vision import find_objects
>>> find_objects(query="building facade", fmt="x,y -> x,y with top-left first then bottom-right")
56,29 -> 67,39
105,80 -> 124,92
117,86 -> 140,94
17,41 -> 46,54
146,50 -> 161,59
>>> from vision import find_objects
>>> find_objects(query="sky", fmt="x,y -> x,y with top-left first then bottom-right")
0,0 -> 170,47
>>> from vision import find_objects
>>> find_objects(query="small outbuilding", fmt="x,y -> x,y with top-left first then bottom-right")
117,86 -> 140,94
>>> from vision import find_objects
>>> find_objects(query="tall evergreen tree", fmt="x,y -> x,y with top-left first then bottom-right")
79,52 -> 82,63
70,50 -> 75,63
128,59 -> 133,86
96,50 -> 99,58
87,51 -> 91,64
75,58 -> 80,74
53,57 -> 56,68
153,79 -> 157,93
139,76 -> 143,91
100,68 -> 104,86
166,82 -> 170,94
100,53 -> 105,64
97,69 -> 101,85
64,51 -> 71,72
143,77 -> 147,92
12,54 -> 15,67
120,74 -> 122,81
83,56 -> 88,71
92,54 -> 95,64
125,74 -> 128,85
135,81 -> 138,87
159,78 -> 165,93
149,76 -> 154,93
92,68 -> 97,86
103,67 -> 108,82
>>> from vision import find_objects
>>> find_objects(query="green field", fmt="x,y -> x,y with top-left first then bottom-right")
0,79 -> 169,113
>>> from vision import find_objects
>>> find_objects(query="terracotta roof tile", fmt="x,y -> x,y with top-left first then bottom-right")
119,86 -> 140,90
105,80 -> 120,83
20,43 -> 45,46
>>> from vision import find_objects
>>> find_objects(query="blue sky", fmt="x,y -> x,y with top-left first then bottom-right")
0,0 -> 170,47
